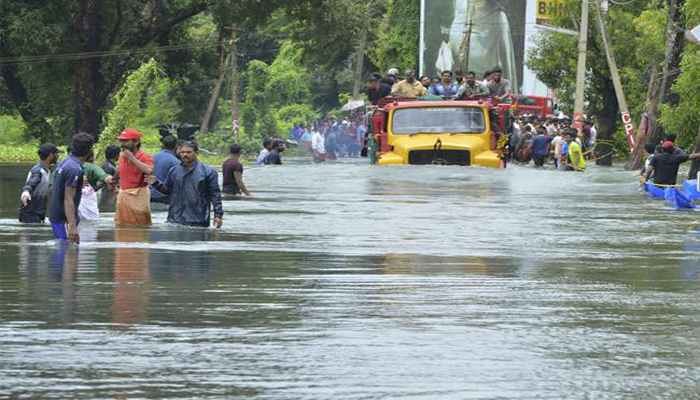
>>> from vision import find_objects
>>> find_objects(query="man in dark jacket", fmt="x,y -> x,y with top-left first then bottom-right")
146,142 -> 223,228
19,143 -> 63,223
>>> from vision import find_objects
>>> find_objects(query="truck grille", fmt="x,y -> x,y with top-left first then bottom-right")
408,150 -> 470,166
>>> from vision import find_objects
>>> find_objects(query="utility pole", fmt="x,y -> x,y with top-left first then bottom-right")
352,25 -> 368,99
200,49 -> 232,135
594,0 -> 633,165
230,25 -> 239,137
572,0 -> 589,130
461,4 -> 475,72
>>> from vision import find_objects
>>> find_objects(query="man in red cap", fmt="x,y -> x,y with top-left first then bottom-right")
645,141 -> 700,187
115,128 -> 154,225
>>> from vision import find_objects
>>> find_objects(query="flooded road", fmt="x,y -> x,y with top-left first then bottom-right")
2,160 -> 700,399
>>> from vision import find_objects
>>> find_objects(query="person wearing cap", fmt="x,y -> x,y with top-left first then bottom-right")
150,135 -> 180,205
366,73 -> 391,106
18,143 -> 64,223
381,68 -> 399,87
391,69 -> 427,98
114,128 -> 154,226
645,142 -> 700,186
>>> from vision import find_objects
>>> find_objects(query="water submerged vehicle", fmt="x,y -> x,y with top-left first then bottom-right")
366,97 -> 509,168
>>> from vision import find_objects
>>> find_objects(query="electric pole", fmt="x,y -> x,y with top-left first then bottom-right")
230,25 -> 239,137
594,1 -> 634,165
573,0 -> 589,130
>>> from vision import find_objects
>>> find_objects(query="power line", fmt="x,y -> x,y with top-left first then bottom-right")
0,40 -> 229,66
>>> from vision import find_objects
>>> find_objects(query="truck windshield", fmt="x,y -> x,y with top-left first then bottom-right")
391,107 -> 486,135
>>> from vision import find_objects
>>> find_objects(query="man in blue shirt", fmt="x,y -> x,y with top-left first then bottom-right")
429,70 -> 459,97
49,133 -> 94,244
532,128 -> 554,167
151,135 -> 180,205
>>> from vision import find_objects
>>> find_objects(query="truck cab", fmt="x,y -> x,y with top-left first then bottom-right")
368,97 -> 506,169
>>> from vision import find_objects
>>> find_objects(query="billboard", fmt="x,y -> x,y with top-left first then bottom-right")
420,0 -> 527,93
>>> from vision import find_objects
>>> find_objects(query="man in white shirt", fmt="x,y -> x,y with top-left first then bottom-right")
551,133 -> 564,170
255,138 -> 273,165
311,129 -> 326,163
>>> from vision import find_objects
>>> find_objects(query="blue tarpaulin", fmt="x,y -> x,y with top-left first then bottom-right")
645,182 -> 665,199
683,180 -> 700,200
664,187 -> 697,209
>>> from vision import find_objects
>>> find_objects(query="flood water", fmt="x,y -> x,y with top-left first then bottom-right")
2,159 -> 700,399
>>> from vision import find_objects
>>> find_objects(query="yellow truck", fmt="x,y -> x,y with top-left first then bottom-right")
367,98 -> 507,168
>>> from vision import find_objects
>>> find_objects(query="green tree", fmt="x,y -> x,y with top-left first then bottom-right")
369,0 -> 420,73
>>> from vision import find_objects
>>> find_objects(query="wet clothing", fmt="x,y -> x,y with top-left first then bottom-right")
533,135 -> 554,157
568,141 -> 586,171
255,149 -> 270,165
116,187 -> 152,226
151,161 -> 223,227
116,150 -> 153,225
391,79 -> 427,98
151,149 -> 179,203
18,163 -> 51,223
430,82 -> 459,97
222,158 -> 244,195
649,153 -> 690,185
79,163 -> 109,222
101,160 -> 117,176
367,83 -> 391,105
51,223 -> 69,242
49,156 -> 84,224
118,150 -> 154,190
265,150 -> 282,165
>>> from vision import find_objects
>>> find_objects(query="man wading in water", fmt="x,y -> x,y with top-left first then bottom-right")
115,128 -> 154,226
146,142 -> 223,228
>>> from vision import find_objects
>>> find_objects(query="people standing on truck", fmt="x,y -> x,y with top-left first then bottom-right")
115,128 -> 155,226
455,71 -> 489,100
482,70 -> 492,85
366,74 -> 392,106
19,143 -> 63,224
49,133 -> 94,244
644,142 -> 700,186
147,142 -> 223,228
151,135 -> 180,205
419,75 -> 431,89
455,70 -> 465,87
430,70 -> 459,97
255,138 -> 273,165
487,66 -> 512,103
391,69 -> 427,98
381,68 -> 399,86
222,145 -> 252,197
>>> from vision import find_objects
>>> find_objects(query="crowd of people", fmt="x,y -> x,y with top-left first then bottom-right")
505,115 -> 598,171
18,128 -> 255,244
366,66 -> 512,104
286,115 -> 367,163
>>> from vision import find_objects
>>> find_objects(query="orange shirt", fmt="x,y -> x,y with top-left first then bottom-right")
119,150 -> 154,190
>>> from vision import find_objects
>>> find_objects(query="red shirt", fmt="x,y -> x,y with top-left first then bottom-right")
119,150 -> 154,190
